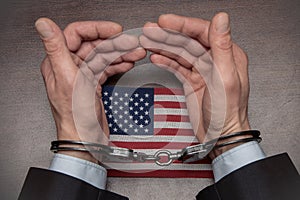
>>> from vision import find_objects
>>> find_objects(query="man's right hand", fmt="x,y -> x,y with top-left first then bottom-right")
141,13 -> 251,159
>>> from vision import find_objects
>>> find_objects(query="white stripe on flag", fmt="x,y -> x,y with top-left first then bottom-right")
154,108 -> 189,115
154,95 -> 186,102
106,163 -> 212,171
154,121 -> 192,129
110,135 -> 198,143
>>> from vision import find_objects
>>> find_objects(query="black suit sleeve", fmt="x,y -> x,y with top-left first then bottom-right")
196,153 -> 300,200
18,153 -> 300,200
18,167 -> 128,200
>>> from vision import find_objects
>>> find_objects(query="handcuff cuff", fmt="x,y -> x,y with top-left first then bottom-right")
51,130 -> 261,166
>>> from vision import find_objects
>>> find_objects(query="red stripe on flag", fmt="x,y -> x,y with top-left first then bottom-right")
108,169 -> 213,178
154,88 -> 185,95
154,115 -> 190,122
154,128 -> 194,136
154,101 -> 187,109
103,86 -> 212,178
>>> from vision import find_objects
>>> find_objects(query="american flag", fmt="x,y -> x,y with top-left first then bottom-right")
102,86 -> 213,178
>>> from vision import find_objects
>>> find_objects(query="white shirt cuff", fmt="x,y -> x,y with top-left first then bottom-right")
212,141 -> 266,182
49,153 -> 107,190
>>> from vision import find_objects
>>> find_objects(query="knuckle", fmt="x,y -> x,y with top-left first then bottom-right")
223,73 -> 240,91
233,44 -> 249,67
40,57 -> 50,76
40,57 -> 48,67
64,22 -> 80,33
215,34 -> 233,51
44,39 -> 64,56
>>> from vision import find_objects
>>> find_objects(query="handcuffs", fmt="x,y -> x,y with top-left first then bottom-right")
51,130 -> 261,166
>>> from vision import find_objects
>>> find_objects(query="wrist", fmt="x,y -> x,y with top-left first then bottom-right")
56,126 -> 99,164
208,134 -> 250,160
209,121 -> 251,160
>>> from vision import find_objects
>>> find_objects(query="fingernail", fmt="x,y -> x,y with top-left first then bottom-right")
35,20 -> 54,38
216,13 -> 229,33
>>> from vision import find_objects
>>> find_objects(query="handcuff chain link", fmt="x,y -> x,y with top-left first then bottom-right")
51,130 -> 261,166
132,150 -> 184,166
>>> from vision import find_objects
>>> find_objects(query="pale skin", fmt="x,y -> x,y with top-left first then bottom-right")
35,12 -> 250,163
140,13 -> 251,159
35,18 -> 146,163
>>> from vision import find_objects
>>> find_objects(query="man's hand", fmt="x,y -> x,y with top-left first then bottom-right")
141,13 -> 250,159
35,18 -> 146,163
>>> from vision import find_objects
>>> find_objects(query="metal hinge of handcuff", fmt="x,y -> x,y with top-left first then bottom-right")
51,130 -> 261,166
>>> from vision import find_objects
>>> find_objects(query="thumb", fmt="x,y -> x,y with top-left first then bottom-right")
35,18 -> 75,72
209,12 -> 234,75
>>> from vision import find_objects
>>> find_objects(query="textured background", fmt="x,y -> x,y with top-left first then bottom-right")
0,0 -> 299,199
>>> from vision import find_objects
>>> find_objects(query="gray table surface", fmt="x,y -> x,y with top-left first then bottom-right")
0,0 -> 299,199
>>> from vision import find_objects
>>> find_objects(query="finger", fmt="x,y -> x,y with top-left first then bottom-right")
95,34 -> 140,53
150,47 -> 193,69
75,39 -> 103,60
157,14 -> 210,47
85,34 -> 141,62
143,23 -> 206,57
140,35 -> 197,69
209,12 -> 235,77
150,54 -> 192,83
98,62 -> 135,85
76,34 -> 144,63
87,51 -> 123,75
35,18 -> 75,74
117,47 -> 147,63
87,34 -> 144,75
64,21 -> 122,52
99,47 -> 146,65
87,47 -> 145,75
97,50 -> 162,87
